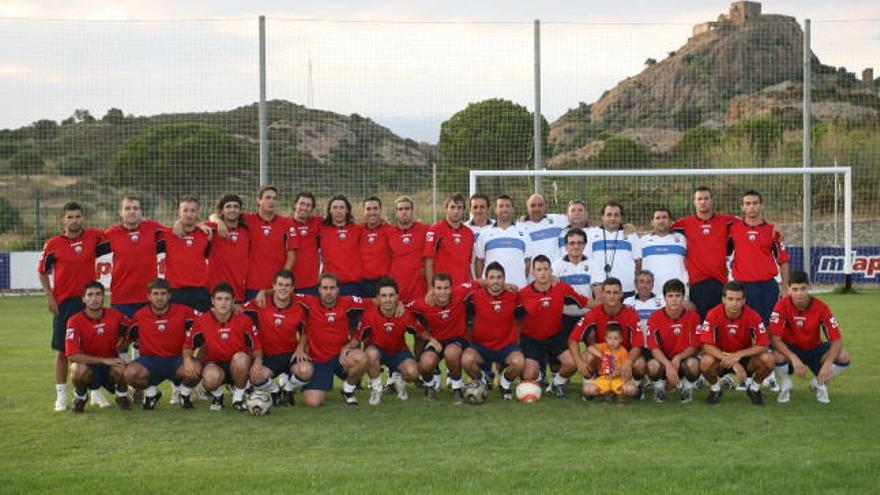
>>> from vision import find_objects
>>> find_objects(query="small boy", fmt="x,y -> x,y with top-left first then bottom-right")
582,323 -> 638,403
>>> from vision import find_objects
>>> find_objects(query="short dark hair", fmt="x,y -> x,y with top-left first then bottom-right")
179,195 -> 199,206
742,189 -> 763,203
363,196 -> 382,207
605,322 -> 623,336
532,254 -> 552,269
722,281 -> 745,298
146,278 -> 170,293
485,261 -> 506,277
273,269 -> 295,285
82,280 -> 105,296
211,283 -> 235,298
636,269 -> 654,280
694,186 -> 713,197
432,273 -> 452,286
653,207 -> 672,218
662,278 -> 686,296
257,186 -> 279,199
601,200 -> 623,217
445,194 -> 465,208
565,228 -> 587,243
376,276 -> 399,294
789,270 -> 810,285
602,277 -> 622,290
62,201 -> 83,215
469,193 -> 490,207
294,191 -> 316,209
495,194 -> 513,205
318,272 -> 339,286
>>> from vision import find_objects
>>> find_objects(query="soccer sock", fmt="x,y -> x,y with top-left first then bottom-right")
654,379 -> 666,391
116,385 -> 129,398
179,385 -> 193,397
55,383 -> 67,399
709,381 -> 721,392
210,388 -> 223,399
499,369 -> 513,389
118,351 -> 129,363
285,374 -> 308,391
389,371 -> 401,386
74,388 -> 88,400
342,380 -> 357,394
370,377 -> 383,390
831,363 -> 849,380
232,387 -> 245,402
145,386 -> 158,398
552,372 -> 568,386
450,378 -> 463,390
277,373 -> 290,389
681,378 -> 694,390
775,364 -> 793,388
749,380 -> 761,392
254,379 -> 273,392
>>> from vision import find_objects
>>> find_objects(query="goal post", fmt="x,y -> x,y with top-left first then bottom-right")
469,166 -> 854,291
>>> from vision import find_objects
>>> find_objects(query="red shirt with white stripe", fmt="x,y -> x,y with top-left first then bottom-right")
184,311 -> 260,363
38,229 -> 104,302
355,306 -> 423,354
699,304 -> 769,353
423,220 -> 475,285
570,304 -> 642,350
671,213 -> 735,285
647,308 -> 702,358
769,296 -> 841,350
729,218 -> 790,282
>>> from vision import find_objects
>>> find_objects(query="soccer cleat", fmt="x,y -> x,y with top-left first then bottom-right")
169,387 -> 181,405
551,383 -> 567,400
680,387 -> 693,403
131,388 -> 144,405
116,395 -> 132,410
90,390 -> 111,408
719,374 -> 735,391
271,391 -> 283,407
72,397 -> 87,414
810,379 -> 830,404
654,387 -> 666,403
735,377 -> 750,392
763,376 -> 780,393
54,396 -> 67,412
394,380 -> 409,401
747,387 -> 765,405
706,389 -> 723,404
281,390 -> 295,406
501,386 -> 513,401
209,395 -> 224,411
452,388 -> 464,404
369,388 -> 382,406
341,390 -> 359,405
634,386 -> 645,401
485,371 -> 496,390
194,383 -> 210,401
179,394 -> 194,410
232,400 -> 246,412
424,386 -> 437,401
777,382 -> 792,403
143,391 -> 163,411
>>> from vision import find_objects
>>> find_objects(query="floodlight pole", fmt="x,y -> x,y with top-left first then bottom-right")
802,19 -> 812,278
259,15 -> 268,187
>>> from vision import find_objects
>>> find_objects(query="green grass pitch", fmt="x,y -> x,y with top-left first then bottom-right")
1,293 -> 878,494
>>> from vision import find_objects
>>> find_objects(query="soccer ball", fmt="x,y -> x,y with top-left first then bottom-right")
246,391 -> 272,416
462,380 -> 488,405
515,381 -> 542,403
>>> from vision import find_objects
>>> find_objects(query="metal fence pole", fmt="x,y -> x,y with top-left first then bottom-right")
802,18 -> 812,274
533,19 -> 543,195
259,15 -> 268,187
432,161 -> 438,221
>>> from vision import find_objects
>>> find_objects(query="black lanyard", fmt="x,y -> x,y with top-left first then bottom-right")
602,228 -> 620,275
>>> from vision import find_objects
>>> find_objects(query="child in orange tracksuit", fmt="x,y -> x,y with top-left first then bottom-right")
583,323 -> 638,403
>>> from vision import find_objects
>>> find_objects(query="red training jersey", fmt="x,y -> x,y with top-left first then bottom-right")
242,297 -> 306,356
298,294 -> 372,361
700,304 -> 769,353
470,288 -> 521,350
769,296 -> 841,350
64,308 -> 128,358
570,304 -> 642,350
424,220 -> 475,286
207,223 -> 250,302
38,228 -> 104,302
408,282 -> 477,342
159,228 -> 210,289
388,222 -> 429,302
290,215 -> 323,289
185,311 -> 260,363
355,306 -> 423,354
130,303 -> 196,358
646,307 -> 702,358
671,213 -> 735,285
729,219 -> 790,282
102,220 -> 163,304
242,213 -> 295,291
319,223 -> 364,284
360,223 -> 392,280
518,282 -> 589,340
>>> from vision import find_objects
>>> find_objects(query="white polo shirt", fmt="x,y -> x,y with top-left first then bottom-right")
585,226 -> 642,293
640,231 -> 688,295
518,213 -> 569,263
474,223 -> 532,288
623,293 -> 665,336
552,255 -> 593,317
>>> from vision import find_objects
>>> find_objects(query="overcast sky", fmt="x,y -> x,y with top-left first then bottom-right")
1,0 -> 877,142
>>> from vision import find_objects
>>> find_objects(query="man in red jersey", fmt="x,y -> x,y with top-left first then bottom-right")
298,273 -> 372,406
242,186 -> 296,300
770,270 -> 850,404
320,195 -> 365,296
569,278 -> 643,385
729,189 -> 790,325
290,192 -> 323,295
65,281 -> 131,413
424,194 -> 474,288
158,196 -> 212,312
646,279 -> 702,403
461,262 -> 526,401
123,278 -> 196,410
207,194 -> 250,303
700,281 -> 774,405
359,196 -> 391,298
38,201 -> 105,411
178,283 -> 261,411
352,277 -> 439,405
244,270 -> 313,407
671,186 -> 736,320
518,255 -> 589,399
388,195 -> 429,303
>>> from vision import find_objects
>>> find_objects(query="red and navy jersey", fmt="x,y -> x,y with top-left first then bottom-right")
729,219 -> 790,282
38,228 -> 105,302
158,228 -> 210,289
355,306 -> 423,354
130,304 -> 196,358
700,304 -> 769,353
185,311 -> 260,363
64,308 -> 129,358
102,220 -> 163,304
207,223 -> 250,302
242,298 -> 306,356
423,220 -> 475,285
647,308 -> 701,358
388,222 -> 429,302
408,282 -> 477,342
570,304 -> 642,349
469,288 -> 521,350
298,294 -> 372,361
319,223 -> 364,284
243,213 -> 295,291
360,223 -> 392,280
290,215 -> 323,289
671,213 -> 735,285
769,296 -> 841,350
517,282 -> 588,340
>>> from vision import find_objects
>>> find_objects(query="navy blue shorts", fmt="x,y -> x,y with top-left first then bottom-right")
376,348 -> 415,371
561,314 -> 582,336
360,278 -> 381,298
297,286 -> 319,296
52,297 -> 84,351
84,363 -> 116,392
689,279 -> 723,321
135,355 -> 182,386
111,302 -> 148,319
521,329 -> 569,362
786,342 -> 833,376
244,289 -> 261,302
439,337 -> 469,352
263,352 -> 294,376
471,342 -> 520,367
304,356 -> 347,391
338,283 -> 362,297
204,360 -> 234,385
171,286 -> 211,313
742,279 -> 779,325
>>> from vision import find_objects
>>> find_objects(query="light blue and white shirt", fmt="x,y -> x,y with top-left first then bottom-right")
552,255 -> 593,317
623,293 -> 665,336
585,227 -> 642,293
518,213 -> 569,263
640,232 -> 688,295
474,223 -> 533,288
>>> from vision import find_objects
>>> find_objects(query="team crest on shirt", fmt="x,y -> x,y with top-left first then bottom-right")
402,235 -> 411,244
73,244 -> 83,254
274,318 -> 282,326
299,228 -> 308,236
339,231 -> 347,240
493,302 -> 501,312
157,323 -> 166,332
326,313 -> 336,323
367,234 -> 376,244
795,318 -> 804,328
185,237 -> 193,247
220,331 -> 230,340
727,325 -> 737,335
95,323 -> 105,335
672,325 -> 682,335
541,298 -> 551,308
230,232 -> 239,243
440,310 -> 450,320
260,227 -> 270,237
384,322 -> 395,334
747,230 -> 758,241
66,329 -> 75,340
453,235 -> 461,245
702,227 -> 710,235
130,233 -> 140,243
